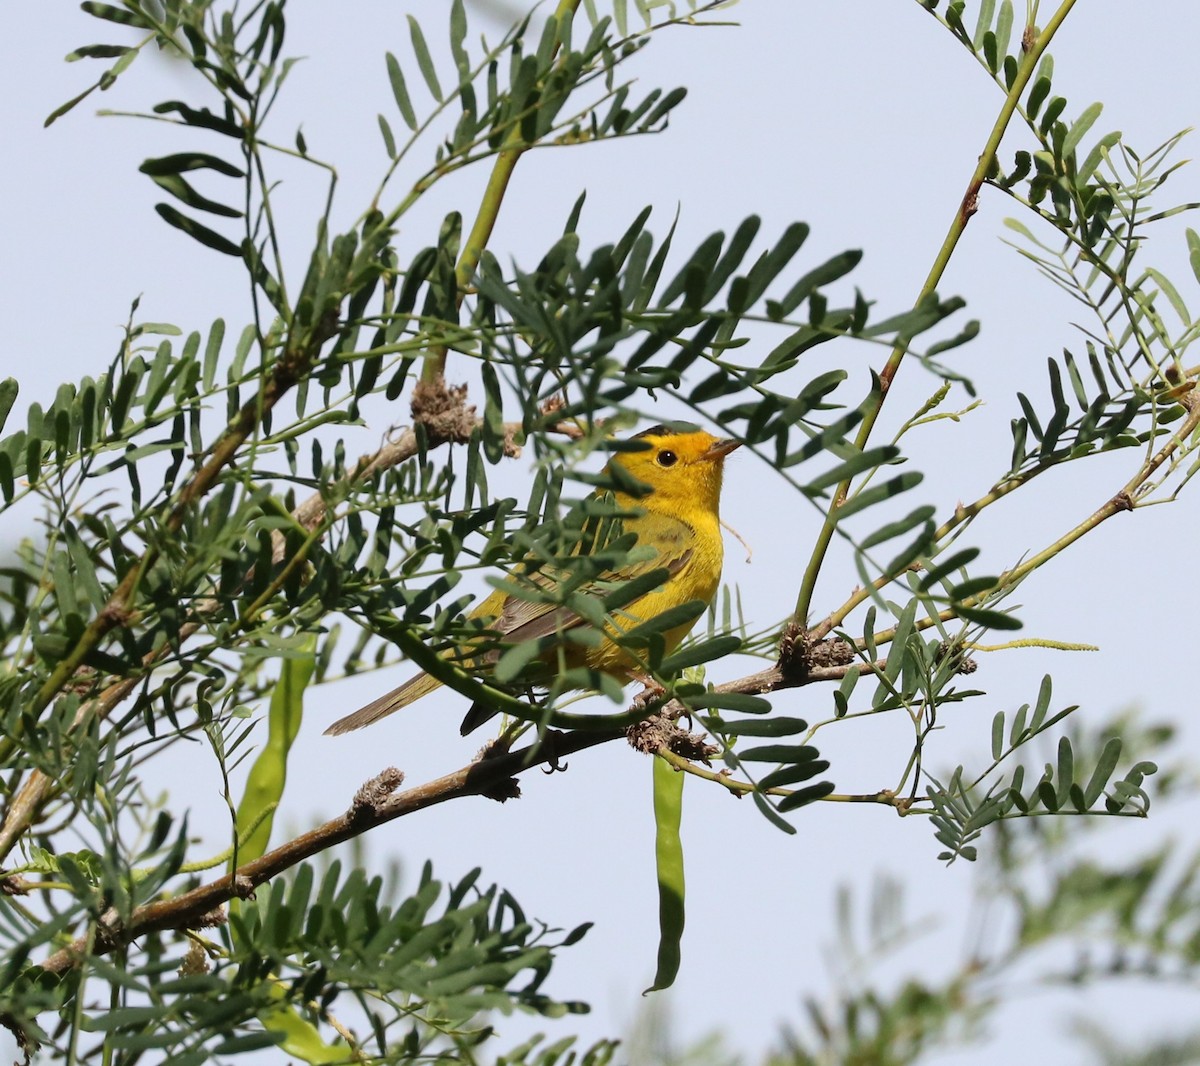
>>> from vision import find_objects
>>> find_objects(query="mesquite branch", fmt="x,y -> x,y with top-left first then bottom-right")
34,627 -> 871,975
0,391 -> 580,862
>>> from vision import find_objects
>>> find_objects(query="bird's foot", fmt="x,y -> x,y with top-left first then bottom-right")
537,728 -> 569,774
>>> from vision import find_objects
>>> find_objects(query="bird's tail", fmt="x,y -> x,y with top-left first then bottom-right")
324,671 -> 443,735
458,699 -> 500,736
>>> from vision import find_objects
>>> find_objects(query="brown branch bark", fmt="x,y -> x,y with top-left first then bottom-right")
0,394 -> 580,863
40,726 -> 619,975
34,629 -> 876,975
0,317 -> 340,862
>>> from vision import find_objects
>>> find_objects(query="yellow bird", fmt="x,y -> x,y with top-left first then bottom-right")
325,425 -> 739,737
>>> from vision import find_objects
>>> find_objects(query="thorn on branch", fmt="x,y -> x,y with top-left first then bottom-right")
350,767 -> 406,820
233,875 -> 255,900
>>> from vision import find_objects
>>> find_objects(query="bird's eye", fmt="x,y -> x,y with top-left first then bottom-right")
657,449 -> 678,467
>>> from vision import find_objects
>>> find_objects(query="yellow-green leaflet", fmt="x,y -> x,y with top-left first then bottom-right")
645,754 -> 685,994
259,984 -> 347,1064
235,644 -> 328,1060
235,639 -> 314,865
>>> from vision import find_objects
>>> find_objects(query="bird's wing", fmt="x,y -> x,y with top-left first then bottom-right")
486,516 -> 695,649
456,519 -> 695,737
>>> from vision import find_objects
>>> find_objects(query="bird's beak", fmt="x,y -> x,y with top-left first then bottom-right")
702,438 -> 742,462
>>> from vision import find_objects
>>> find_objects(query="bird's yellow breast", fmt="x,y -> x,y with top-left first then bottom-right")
583,505 -> 724,677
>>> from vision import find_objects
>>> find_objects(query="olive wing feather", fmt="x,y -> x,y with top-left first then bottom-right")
482,535 -> 695,649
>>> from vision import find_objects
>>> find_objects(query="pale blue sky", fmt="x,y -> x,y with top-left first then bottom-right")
4,3 -> 1200,1062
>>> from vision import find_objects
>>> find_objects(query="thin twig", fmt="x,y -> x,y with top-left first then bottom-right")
39,727 -> 619,975
0,401 -> 580,862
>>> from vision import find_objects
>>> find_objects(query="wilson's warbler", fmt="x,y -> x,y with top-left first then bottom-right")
325,425 -> 739,736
